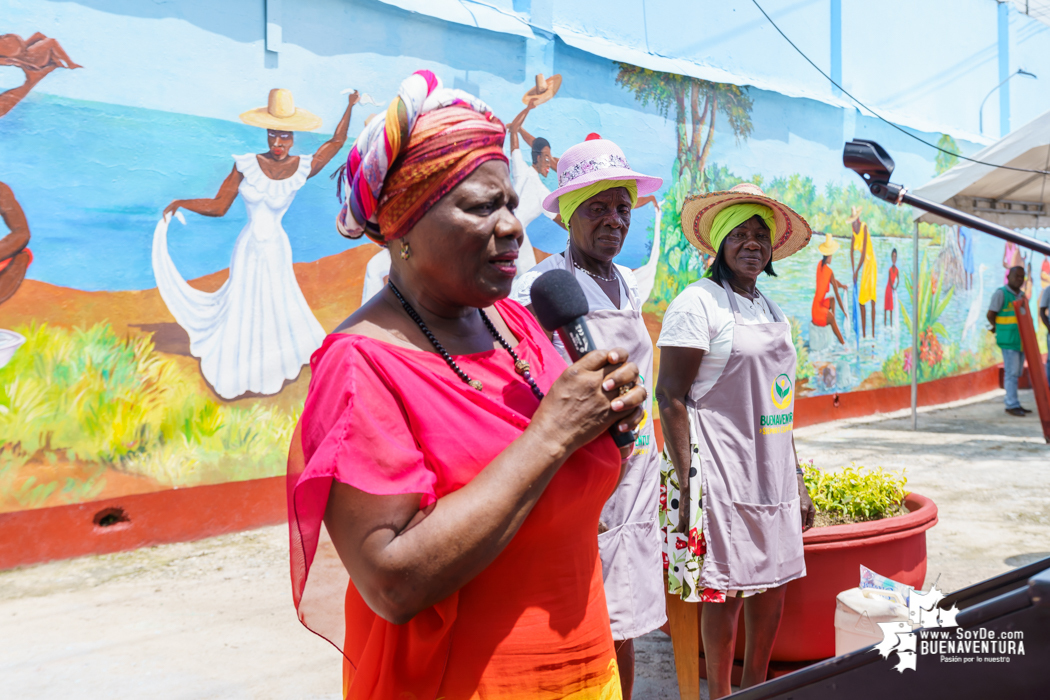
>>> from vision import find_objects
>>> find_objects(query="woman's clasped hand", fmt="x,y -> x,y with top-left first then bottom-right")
531,348 -> 646,455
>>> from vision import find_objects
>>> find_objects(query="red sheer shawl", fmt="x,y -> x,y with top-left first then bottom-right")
287,299 -> 623,699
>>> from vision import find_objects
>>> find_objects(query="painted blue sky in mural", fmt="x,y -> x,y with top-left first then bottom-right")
1,94 -> 345,290
0,93 -> 657,291
0,88 -> 974,292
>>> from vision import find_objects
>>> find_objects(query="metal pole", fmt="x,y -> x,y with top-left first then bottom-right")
912,222 -> 919,430
892,189 -> 1050,256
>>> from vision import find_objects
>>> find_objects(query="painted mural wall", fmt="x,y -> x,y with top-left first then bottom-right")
2,0 -> 1048,513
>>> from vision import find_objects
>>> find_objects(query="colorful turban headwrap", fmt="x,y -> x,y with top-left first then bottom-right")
337,70 -> 508,244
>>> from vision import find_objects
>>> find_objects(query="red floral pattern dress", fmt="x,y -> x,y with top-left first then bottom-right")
659,424 -> 766,603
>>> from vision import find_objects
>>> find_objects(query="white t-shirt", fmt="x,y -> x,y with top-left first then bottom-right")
511,252 -> 639,362
657,278 -> 790,403
510,148 -> 558,230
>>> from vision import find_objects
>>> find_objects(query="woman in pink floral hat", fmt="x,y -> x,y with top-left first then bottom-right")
511,138 -> 664,699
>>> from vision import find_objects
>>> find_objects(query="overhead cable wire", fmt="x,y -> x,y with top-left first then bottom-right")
751,0 -> 1050,176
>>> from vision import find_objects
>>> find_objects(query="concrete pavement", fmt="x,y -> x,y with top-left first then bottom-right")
1,389 -> 1046,699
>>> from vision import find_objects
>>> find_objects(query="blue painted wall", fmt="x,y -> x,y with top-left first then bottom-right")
2,0 -> 1019,290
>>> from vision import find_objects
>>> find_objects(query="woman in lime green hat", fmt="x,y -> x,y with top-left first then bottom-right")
655,184 -> 815,698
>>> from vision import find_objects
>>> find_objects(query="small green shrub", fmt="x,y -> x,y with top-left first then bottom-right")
802,461 -> 908,522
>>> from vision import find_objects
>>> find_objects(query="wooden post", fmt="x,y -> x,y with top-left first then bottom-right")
665,589 -> 701,700
1012,298 -> 1050,442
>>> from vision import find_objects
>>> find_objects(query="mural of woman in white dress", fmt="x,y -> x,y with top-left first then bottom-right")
154,88 -> 358,399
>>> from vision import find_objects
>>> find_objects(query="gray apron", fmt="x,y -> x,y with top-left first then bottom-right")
691,280 -> 806,591
563,250 -> 666,639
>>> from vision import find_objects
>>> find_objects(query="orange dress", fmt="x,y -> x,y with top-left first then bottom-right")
811,259 -> 834,327
289,299 -> 622,700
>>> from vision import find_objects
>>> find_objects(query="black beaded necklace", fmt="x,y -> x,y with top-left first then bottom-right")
388,282 -> 545,401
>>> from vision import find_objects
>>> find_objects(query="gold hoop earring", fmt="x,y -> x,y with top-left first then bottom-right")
400,239 -> 411,260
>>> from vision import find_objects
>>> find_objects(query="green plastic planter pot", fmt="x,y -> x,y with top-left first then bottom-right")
695,492 -> 938,664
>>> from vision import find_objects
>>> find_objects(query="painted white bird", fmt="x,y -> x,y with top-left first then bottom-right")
961,263 -> 988,342
633,205 -> 662,307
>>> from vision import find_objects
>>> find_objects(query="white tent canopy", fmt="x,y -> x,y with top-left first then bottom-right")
912,108 -> 1050,228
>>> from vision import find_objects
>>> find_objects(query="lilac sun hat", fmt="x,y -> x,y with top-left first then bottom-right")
541,138 -> 662,214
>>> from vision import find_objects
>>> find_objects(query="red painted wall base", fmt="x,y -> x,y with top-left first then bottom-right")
0,476 -> 285,570
0,365 -> 1005,570
652,364 -> 1002,449
793,364 -> 1001,428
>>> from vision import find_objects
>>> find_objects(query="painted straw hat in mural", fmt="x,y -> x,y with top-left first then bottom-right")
522,73 -> 562,106
541,138 -> 662,212
239,88 -> 322,131
681,182 -> 813,261
817,232 -> 840,256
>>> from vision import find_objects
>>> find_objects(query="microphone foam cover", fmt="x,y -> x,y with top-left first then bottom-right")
530,269 -> 590,332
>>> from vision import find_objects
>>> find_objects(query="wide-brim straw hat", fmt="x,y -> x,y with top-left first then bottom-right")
681,182 -> 812,261
240,88 -> 322,132
522,73 -> 562,106
541,138 -> 663,214
817,232 -> 840,256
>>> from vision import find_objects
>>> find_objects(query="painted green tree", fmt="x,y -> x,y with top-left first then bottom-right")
615,64 -> 753,194
615,64 -> 754,309
934,134 -> 959,176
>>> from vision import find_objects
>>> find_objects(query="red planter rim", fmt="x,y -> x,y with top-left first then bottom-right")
803,492 -> 937,545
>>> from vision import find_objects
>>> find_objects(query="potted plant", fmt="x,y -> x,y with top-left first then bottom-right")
666,463 -> 938,689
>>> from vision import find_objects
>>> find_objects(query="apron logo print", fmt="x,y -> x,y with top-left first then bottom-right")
634,408 -> 651,450
770,374 -> 793,410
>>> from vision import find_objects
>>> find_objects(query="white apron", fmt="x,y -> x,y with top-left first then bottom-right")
563,250 -> 666,639
691,280 -> 806,591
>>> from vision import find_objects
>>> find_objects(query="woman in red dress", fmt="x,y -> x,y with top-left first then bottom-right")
288,70 -> 647,700
811,233 -> 847,345
884,248 -> 899,326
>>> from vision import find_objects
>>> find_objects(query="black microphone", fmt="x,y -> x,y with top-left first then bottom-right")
529,269 -> 636,449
